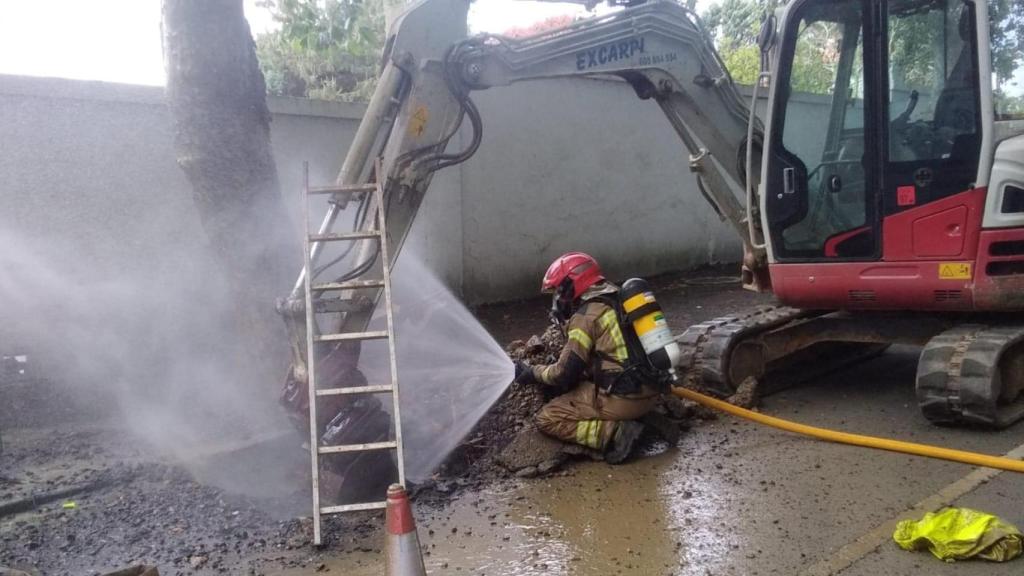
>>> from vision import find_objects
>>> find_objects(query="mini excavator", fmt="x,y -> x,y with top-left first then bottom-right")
278,0 -> 1024,440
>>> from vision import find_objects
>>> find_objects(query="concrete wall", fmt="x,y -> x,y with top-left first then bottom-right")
0,76 -> 202,282
778,91 -> 851,167
0,73 -> 745,309
0,75 -> 368,287
461,77 -> 741,302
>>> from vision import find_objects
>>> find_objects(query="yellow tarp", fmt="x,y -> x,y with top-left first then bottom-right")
893,507 -> 1023,562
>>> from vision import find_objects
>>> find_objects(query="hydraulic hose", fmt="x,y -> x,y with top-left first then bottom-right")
671,387 -> 1024,474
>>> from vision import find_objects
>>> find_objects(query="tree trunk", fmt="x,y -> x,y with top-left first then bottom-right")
162,0 -> 297,389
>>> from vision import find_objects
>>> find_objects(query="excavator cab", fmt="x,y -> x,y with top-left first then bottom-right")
718,0 -> 1024,428
764,0 -> 981,265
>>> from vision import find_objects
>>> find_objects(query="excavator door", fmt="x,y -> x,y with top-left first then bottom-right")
763,0 -> 984,310
766,0 -> 876,262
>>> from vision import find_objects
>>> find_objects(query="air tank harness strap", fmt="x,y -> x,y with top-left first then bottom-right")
589,295 -> 646,396
622,298 -> 661,325
672,387 -> 1024,474
599,366 -> 650,396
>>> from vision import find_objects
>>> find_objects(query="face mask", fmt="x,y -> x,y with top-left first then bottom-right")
550,278 -> 574,327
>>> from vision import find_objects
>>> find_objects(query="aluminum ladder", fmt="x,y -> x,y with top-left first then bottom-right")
301,161 -> 405,545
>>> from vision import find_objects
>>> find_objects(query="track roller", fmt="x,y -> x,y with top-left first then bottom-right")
677,305 -> 814,395
916,324 -> 1024,429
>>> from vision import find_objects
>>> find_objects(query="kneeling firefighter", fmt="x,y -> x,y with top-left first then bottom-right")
513,252 -> 681,463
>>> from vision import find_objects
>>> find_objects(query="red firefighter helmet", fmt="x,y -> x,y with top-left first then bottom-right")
542,252 -> 605,300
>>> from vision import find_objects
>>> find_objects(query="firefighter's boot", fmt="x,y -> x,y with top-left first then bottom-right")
605,420 -> 644,464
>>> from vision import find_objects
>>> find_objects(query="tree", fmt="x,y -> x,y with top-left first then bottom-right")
701,0 -> 781,85
708,0 -> 1024,112
162,0 -> 298,388
989,0 -> 1024,119
702,0 -> 767,48
255,0 -> 385,101
789,18 -> 855,96
719,43 -> 761,86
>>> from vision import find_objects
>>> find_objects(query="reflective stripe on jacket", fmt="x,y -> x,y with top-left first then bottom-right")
531,296 -> 629,389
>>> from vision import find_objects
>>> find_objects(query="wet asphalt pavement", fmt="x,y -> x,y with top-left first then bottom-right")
321,270 -> 1024,576
301,344 -> 1024,576
6,268 -> 1024,575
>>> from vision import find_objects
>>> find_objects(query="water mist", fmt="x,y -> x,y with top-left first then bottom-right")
0,229 -> 302,508
360,253 -> 514,482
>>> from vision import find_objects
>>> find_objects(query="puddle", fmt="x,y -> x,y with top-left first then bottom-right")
284,450 -> 698,575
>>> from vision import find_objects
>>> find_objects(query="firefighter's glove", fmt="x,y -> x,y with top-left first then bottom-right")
513,361 -> 537,385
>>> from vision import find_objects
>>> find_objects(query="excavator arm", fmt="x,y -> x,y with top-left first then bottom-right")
278,0 -> 768,416
448,1 -> 766,266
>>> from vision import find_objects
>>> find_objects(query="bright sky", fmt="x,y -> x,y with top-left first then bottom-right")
0,0 -> 719,86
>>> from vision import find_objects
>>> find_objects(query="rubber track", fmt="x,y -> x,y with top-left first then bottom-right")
676,305 -> 818,395
917,324 -> 1024,428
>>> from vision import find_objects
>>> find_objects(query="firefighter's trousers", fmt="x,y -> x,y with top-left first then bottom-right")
535,381 -> 658,450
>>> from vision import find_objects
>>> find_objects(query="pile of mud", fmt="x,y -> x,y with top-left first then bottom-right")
430,322 -> 725,484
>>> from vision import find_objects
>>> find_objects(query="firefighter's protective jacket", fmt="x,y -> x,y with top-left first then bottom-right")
530,283 -> 629,390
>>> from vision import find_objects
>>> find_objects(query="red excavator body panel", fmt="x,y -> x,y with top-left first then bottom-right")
770,188 -> 1024,312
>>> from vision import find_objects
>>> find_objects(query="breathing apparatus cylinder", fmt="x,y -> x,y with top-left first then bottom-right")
621,278 -> 681,380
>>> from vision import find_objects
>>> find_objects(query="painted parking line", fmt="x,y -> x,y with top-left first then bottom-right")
799,441 -> 1024,576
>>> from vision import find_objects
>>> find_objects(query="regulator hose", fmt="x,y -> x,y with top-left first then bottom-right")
671,387 -> 1024,474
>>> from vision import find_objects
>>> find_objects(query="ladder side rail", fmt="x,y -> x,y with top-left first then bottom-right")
375,159 -> 406,486
301,162 -> 325,546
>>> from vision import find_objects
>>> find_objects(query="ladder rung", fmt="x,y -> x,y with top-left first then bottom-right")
318,441 -> 397,454
314,330 -> 389,342
320,501 -> 387,514
311,280 -> 385,291
307,184 -> 377,196
316,385 -> 393,396
309,231 -> 380,242
313,298 -> 370,314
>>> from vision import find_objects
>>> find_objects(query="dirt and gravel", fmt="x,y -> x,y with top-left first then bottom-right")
440,266 -> 764,481
431,300 -> 721,482
0,264 -> 764,575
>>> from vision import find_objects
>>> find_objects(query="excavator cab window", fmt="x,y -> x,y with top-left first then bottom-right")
991,0 -> 1024,123
884,0 -> 981,214
765,0 -> 981,261
766,0 -> 876,260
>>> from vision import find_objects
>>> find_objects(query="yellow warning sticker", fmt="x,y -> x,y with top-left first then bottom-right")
938,262 -> 972,280
408,105 -> 429,138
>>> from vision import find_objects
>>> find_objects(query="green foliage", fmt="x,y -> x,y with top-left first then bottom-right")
720,43 -> 760,85
888,7 -> 939,90
789,19 -> 854,95
702,0 -> 766,47
254,0 -> 385,102
989,0 -> 1024,86
702,0 -> 781,86
703,0 -> 837,93
989,0 -> 1024,119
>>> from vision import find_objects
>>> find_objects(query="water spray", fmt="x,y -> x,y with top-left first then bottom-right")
377,254 -> 513,481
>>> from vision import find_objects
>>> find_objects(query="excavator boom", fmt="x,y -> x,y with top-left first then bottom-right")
279,0 -> 769,415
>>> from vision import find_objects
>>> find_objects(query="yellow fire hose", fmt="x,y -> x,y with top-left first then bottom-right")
671,387 -> 1024,474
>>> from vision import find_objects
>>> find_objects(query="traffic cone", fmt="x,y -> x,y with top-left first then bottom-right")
385,483 -> 426,576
